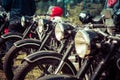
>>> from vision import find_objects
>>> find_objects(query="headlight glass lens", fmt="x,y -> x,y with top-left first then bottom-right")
55,23 -> 64,41
75,30 -> 90,58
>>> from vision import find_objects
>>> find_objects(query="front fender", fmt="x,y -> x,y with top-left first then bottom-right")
39,74 -> 78,80
24,51 -> 61,63
1,32 -> 23,40
13,39 -> 41,48
24,51 -> 77,75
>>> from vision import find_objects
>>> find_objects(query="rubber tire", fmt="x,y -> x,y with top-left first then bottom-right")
3,44 -> 40,80
13,53 -> 77,80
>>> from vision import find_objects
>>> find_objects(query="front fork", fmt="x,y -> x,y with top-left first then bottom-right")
22,22 -> 37,39
38,30 -> 53,50
54,41 -> 74,74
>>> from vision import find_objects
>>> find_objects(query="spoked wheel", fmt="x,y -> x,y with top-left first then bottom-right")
3,44 -> 40,80
13,52 -> 77,80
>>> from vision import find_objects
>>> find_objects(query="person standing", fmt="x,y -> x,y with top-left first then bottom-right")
105,0 -> 120,26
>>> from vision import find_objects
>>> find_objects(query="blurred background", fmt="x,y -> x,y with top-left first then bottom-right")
35,0 -> 105,25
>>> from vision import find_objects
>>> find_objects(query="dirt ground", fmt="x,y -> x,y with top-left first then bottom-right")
0,70 -> 6,80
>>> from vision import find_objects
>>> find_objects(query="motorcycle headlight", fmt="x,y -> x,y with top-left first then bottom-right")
55,23 -> 64,41
21,16 -> 32,27
38,19 -> 52,33
21,16 -> 25,26
38,19 -> 44,33
55,23 -> 74,41
75,30 -> 98,58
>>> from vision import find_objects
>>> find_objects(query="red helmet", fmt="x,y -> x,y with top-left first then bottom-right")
49,6 -> 63,17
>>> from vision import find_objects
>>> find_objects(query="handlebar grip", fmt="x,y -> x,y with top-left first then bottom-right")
108,36 -> 120,41
98,30 -> 108,37
83,24 -> 105,29
92,24 -> 105,28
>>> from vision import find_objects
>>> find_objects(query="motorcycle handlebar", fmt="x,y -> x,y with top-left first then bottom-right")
92,24 -> 105,28
83,23 -> 105,29
83,23 -> 120,41
98,30 -> 120,41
